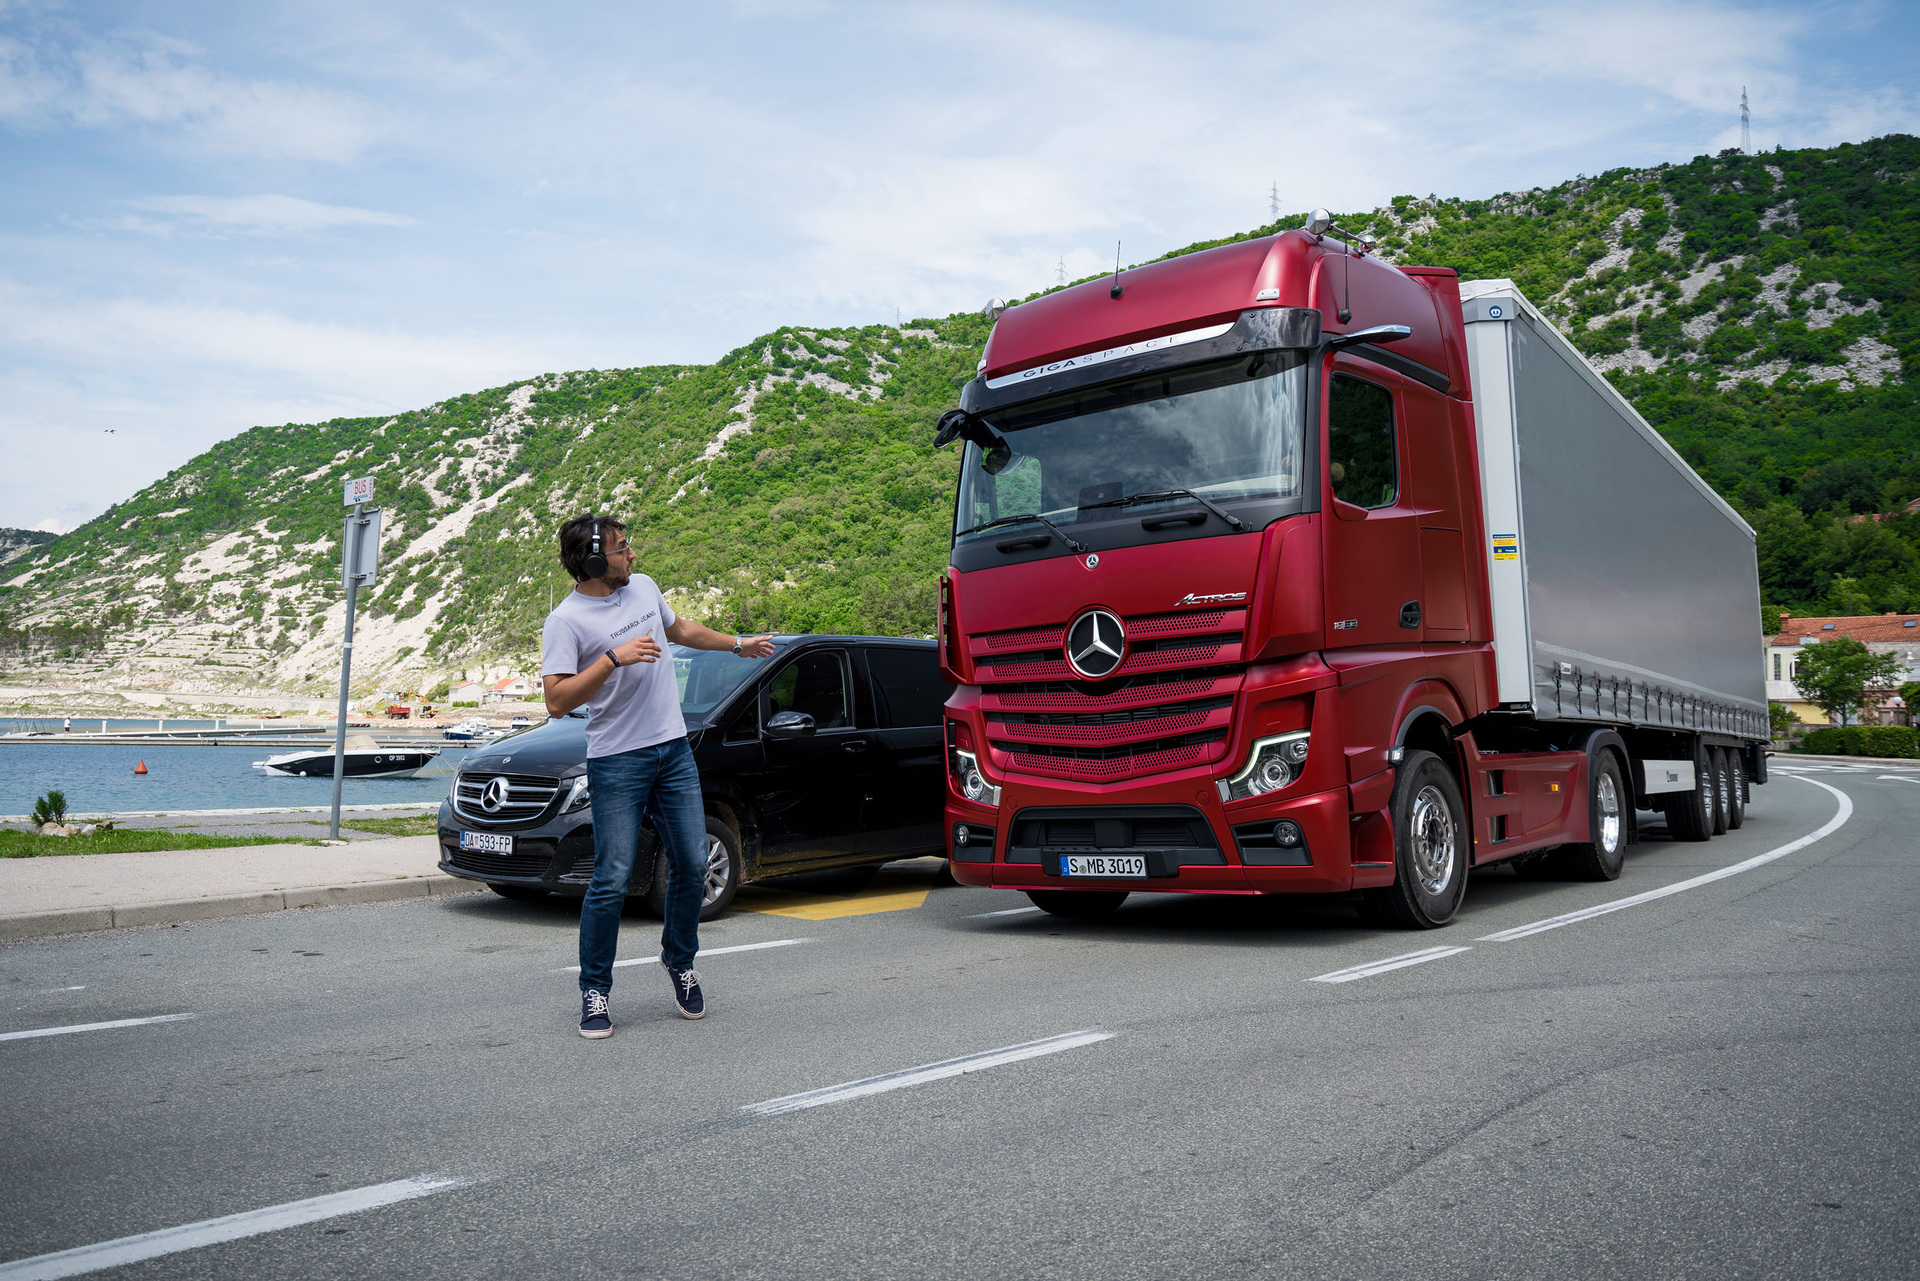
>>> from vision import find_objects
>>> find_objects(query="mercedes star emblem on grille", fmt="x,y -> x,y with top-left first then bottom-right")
481,777 -> 509,813
1065,608 -> 1126,678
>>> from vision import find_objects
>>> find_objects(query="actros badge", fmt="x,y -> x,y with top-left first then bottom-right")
1175,591 -> 1247,606
1066,608 -> 1126,679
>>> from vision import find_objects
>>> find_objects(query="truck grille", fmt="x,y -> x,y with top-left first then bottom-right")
975,658 -> 1245,783
451,772 -> 562,826
969,608 -> 1247,685
996,729 -> 1230,781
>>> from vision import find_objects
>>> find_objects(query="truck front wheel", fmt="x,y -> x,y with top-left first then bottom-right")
1559,751 -> 1627,881
1364,750 -> 1469,929
1026,890 -> 1129,919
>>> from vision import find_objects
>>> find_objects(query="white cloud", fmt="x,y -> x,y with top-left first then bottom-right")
114,193 -> 416,236
30,517 -> 65,533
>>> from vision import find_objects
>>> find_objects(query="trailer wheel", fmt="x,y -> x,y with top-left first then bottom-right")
1720,752 -> 1735,841
1560,751 -> 1627,881
1026,890 -> 1129,919
1666,743 -> 1714,842
1726,756 -> 1747,830
1365,750 -> 1469,929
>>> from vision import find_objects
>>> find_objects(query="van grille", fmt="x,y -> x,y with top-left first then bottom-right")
451,772 -> 562,826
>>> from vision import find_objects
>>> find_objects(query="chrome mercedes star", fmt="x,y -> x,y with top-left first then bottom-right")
1066,609 -> 1125,678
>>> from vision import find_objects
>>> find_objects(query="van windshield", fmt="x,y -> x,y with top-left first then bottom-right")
954,352 -> 1308,545
672,644 -> 775,718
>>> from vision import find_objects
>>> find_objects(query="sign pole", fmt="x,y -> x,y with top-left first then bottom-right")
329,475 -> 381,842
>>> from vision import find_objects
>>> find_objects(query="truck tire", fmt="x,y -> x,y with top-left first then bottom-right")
1666,741 -> 1714,842
1364,750 -> 1469,928
1559,750 -> 1627,881
647,816 -> 742,921
1708,747 -> 1730,836
1026,890 -> 1128,918
1726,755 -> 1747,830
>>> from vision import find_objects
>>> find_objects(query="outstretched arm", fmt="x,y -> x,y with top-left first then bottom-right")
665,617 -> 775,657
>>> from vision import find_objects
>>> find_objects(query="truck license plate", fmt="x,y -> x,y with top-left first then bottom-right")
1062,855 -> 1146,878
458,831 -> 513,854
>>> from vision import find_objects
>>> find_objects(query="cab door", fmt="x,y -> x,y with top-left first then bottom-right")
1322,363 -> 1423,646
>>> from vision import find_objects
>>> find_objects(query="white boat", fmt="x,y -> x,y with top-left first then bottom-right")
443,717 -> 490,742
253,733 -> 440,779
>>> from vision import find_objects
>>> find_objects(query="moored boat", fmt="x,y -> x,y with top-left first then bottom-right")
253,733 -> 440,779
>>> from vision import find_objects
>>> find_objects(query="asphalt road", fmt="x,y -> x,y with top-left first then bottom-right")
1,763 -> 1914,1279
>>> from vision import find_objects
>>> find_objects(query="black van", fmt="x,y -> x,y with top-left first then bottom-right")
437,635 -> 948,916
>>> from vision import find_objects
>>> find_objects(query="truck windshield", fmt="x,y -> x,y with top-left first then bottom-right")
954,352 -> 1307,545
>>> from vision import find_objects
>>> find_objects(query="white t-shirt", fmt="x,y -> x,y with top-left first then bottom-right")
540,575 -> 683,759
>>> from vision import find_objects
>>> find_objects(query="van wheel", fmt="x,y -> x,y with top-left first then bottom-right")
648,816 -> 742,921
488,883 -> 548,902
1026,890 -> 1128,918
1365,750 -> 1469,928
1560,751 -> 1627,881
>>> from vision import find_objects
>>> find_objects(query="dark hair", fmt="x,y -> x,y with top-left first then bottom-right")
558,513 -> 626,582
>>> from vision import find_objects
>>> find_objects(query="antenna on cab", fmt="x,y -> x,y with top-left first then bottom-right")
1110,241 -> 1124,300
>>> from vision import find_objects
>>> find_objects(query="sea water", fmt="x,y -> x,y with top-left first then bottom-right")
0,743 -> 473,816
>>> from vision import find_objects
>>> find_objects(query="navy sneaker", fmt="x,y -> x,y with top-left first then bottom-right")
579,988 -> 612,1039
665,964 -> 705,1019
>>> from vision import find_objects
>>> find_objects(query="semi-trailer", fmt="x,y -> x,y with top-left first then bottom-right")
935,219 -> 1768,927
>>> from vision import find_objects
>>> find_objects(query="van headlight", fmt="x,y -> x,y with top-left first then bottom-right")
1217,731 -> 1310,802
561,774 -> 591,813
949,748 -> 1001,807
447,771 -> 461,802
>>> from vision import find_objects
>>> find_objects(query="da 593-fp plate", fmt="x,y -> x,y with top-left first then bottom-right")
458,831 -> 513,854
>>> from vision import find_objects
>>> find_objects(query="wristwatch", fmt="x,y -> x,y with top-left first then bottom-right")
730,637 -> 743,655
605,649 -> 621,668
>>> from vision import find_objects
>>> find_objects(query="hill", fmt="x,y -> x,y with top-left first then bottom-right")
2,135 -> 1915,702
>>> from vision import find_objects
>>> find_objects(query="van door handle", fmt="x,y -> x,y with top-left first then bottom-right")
843,739 -> 870,753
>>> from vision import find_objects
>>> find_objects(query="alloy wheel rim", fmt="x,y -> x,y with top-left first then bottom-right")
702,834 -> 730,906
1597,771 -> 1621,852
1409,784 -> 1455,896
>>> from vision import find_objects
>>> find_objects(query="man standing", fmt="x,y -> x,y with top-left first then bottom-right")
541,513 -> 773,1038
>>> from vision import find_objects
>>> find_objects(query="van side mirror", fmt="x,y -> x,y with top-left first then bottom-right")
766,710 -> 816,739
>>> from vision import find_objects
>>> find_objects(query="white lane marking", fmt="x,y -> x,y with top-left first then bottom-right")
1308,946 -> 1471,984
743,1029 -> 1115,1118
968,906 -> 1043,918
1478,774 -> 1853,943
1877,775 -> 1920,783
561,937 -> 812,973
0,1014 -> 195,1044
0,1174 -> 473,1280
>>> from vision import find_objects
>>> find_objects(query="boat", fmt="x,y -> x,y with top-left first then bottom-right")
509,715 -> 533,729
443,717 -> 490,742
253,733 -> 440,779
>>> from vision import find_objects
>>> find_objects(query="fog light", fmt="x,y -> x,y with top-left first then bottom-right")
1273,819 -> 1302,847
955,824 -> 971,846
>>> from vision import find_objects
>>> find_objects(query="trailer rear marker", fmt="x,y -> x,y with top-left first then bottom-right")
0,1174 -> 475,1280
0,1014 -> 195,1044
1308,946 -> 1471,983
742,1029 -> 1114,1118
1478,775 -> 1852,943
563,937 -> 812,972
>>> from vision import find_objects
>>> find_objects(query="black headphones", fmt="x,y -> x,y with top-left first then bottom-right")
581,517 -> 608,580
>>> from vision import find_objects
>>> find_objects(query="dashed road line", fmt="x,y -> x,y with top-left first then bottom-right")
561,937 -> 812,973
0,1174 -> 475,1280
0,1014 -> 196,1044
743,1029 -> 1115,1118
1308,946 -> 1471,983
1478,774 -> 1852,943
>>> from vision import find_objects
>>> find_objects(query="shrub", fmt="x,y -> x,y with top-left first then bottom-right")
1798,725 -> 1919,758
30,790 -> 67,825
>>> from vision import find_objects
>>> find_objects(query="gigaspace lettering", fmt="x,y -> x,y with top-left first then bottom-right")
984,321 -> 1235,389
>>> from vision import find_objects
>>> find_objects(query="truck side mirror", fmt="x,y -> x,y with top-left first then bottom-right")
766,710 -> 816,739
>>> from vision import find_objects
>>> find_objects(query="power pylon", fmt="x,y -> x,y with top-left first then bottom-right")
1269,181 -> 1281,223
1740,86 -> 1751,155
1056,256 -> 1066,288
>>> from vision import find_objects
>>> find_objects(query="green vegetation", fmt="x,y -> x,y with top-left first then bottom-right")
1790,636 -> 1904,724
2,136 -> 1915,671
0,828 -> 310,857
30,790 -> 66,826
325,812 -> 439,838
1797,725 -> 1919,758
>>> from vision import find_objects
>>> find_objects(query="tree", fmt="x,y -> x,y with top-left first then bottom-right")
1901,681 -> 1920,724
1791,637 -> 1904,725
1767,701 -> 1798,739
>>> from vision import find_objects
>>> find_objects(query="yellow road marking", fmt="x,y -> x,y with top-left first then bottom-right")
735,863 -> 940,920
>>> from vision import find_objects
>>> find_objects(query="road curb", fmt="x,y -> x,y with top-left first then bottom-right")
1776,752 -> 1920,767
0,875 -> 483,943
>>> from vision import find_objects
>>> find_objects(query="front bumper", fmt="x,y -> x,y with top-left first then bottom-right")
436,800 -> 611,893
947,778 -> 1354,895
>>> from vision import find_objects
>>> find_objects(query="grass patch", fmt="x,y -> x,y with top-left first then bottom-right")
334,812 -> 440,838
0,828 -> 305,858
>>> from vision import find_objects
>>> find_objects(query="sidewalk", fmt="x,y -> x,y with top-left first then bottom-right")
0,834 -> 479,943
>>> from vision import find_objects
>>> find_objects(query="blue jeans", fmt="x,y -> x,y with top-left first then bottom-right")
578,737 -> 707,991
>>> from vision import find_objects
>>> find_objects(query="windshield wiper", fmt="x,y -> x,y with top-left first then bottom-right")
1078,488 -> 1247,531
956,512 -> 1089,554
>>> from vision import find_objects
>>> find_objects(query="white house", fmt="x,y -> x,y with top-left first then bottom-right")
447,680 -> 486,707
1765,613 -> 1920,725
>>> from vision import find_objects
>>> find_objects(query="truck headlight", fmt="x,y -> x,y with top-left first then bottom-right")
1217,731 -> 1310,802
949,748 -> 1001,807
560,774 -> 591,813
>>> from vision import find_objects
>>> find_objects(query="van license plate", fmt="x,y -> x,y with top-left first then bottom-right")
459,831 -> 513,854
1062,855 -> 1145,878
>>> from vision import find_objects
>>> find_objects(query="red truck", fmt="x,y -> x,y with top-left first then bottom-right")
935,217 -> 1768,927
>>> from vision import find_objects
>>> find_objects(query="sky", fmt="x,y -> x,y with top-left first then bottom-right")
2,0 -> 1917,533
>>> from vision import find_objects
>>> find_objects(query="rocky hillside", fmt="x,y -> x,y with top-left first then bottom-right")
0,529 -> 56,568
2,135 -> 1914,700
